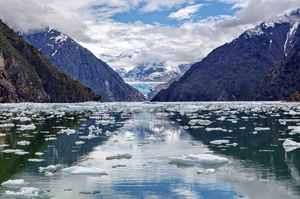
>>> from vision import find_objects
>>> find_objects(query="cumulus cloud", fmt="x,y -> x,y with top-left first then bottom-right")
168,4 -> 204,20
1,0 -> 300,71
219,0 -> 300,28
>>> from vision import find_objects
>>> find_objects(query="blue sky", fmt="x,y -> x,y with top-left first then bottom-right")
110,1 -> 241,26
1,0 -> 300,70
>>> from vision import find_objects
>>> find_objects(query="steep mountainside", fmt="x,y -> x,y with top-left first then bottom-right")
20,28 -> 145,102
152,9 -> 300,102
0,20 -> 103,103
248,50 -> 300,101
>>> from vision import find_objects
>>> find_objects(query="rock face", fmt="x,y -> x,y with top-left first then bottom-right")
20,28 -> 145,102
248,50 -> 300,101
152,9 -> 300,102
0,20 -> 103,103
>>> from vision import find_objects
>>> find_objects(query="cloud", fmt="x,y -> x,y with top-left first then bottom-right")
219,0 -> 300,28
168,4 -> 204,20
2,0 -> 300,72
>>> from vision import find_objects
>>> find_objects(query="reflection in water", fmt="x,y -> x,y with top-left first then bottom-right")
0,102 -> 300,198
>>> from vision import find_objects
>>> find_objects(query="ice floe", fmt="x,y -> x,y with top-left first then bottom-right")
209,140 -> 230,145
169,154 -> 229,167
17,141 -> 31,146
3,187 -> 51,198
197,168 -> 216,174
282,139 -> 300,152
1,179 -> 29,187
61,166 -> 107,175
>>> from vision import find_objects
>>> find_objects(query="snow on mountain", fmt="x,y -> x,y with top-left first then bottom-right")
111,52 -> 192,82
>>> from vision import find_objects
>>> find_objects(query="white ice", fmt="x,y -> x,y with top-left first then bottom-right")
197,168 -> 216,174
282,139 -> 300,152
61,166 -> 107,175
1,179 -> 29,187
209,140 -> 230,145
169,154 -> 229,166
106,153 -> 132,160
17,141 -> 31,146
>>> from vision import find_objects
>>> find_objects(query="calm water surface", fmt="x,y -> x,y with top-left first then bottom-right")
0,102 -> 300,199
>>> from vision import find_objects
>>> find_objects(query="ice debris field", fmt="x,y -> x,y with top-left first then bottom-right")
0,101 -> 300,198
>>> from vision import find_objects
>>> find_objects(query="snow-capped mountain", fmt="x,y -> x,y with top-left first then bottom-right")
19,27 -> 145,102
152,8 -> 300,102
109,50 -> 192,82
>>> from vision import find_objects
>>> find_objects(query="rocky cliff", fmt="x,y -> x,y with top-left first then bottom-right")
20,28 -> 145,102
248,50 -> 300,101
152,9 -> 300,102
0,20 -> 103,103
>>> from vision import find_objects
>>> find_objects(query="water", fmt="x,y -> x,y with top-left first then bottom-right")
0,102 -> 300,199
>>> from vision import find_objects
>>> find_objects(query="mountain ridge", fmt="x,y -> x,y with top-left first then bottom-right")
0,19 -> 103,103
20,28 -> 145,102
152,9 -> 300,102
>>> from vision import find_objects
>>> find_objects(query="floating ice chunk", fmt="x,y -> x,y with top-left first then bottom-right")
205,127 -> 226,132
35,152 -> 44,156
0,144 -> 9,147
39,165 -> 57,173
4,187 -> 51,198
288,126 -> 300,134
1,179 -> 29,187
2,149 -> 23,153
79,134 -> 98,139
197,168 -> 216,174
18,124 -> 36,131
17,141 -> 31,146
60,128 -> 76,135
254,127 -> 270,131
282,139 -> 300,152
106,153 -> 132,160
75,141 -> 85,145
0,123 -> 14,127
61,166 -> 107,175
0,133 -> 6,136
45,137 -> 57,141
169,154 -> 229,166
15,151 -> 30,155
226,143 -> 239,147
209,140 -> 230,145
28,159 -> 44,162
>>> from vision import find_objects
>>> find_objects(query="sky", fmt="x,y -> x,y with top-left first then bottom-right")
1,0 -> 300,70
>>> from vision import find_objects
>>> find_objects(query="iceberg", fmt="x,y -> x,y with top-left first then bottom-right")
17,124 -> 36,131
1,179 -> 29,187
209,140 -> 230,145
61,166 -> 107,175
4,187 -> 51,198
169,154 -> 229,167
17,141 -> 31,146
197,168 -> 216,174
282,139 -> 300,152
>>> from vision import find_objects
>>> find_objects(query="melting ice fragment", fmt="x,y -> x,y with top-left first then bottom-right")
169,154 -> 229,167
209,140 -> 230,145
17,141 -> 31,146
282,139 -> 300,152
4,187 -> 51,198
197,168 -> 216,174
1,179 -> 29,187
61,166 -> 107,175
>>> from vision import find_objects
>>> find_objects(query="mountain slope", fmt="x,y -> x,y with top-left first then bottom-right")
0,19 -> 103,103
247,50 -> 300,101
152,9 -> 300,102
20,28 -> 145,102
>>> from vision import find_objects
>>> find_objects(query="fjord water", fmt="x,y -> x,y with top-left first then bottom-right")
0,102 -> 300,199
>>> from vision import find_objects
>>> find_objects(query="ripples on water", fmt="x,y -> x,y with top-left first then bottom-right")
0,102 -> 300,199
